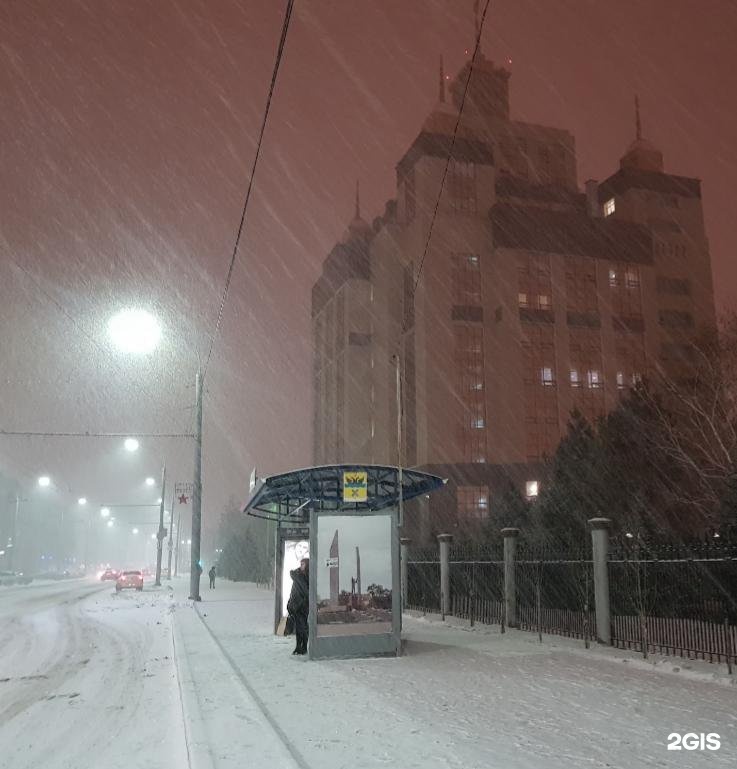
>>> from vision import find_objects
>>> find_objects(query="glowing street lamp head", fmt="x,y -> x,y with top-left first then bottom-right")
100,507 -> 111,518
145,477 -> 155,487
107,519 -> 114,528
132,528 -> 139,534
78,497 -> 87,505
38,476 -> 51,488
108,308 -> 161,355
124,438 -> 140,453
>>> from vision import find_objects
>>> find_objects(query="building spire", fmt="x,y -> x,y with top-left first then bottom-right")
355,179 -> 360,220
438,54 -> 446,103
635,94 -> 642,140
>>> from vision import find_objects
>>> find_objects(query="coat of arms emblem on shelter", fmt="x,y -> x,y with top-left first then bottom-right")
342,471 -> 368,502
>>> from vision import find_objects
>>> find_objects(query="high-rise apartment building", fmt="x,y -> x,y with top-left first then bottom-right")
311,53 -> 717,542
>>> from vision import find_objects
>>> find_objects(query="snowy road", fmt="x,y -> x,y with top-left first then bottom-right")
0,579 -> 188,769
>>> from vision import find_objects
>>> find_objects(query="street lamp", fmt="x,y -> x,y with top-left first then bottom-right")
108,308 -> 161,355
124,438 -> 140,453
100,507 -> 110,518
78,497 -> 87,506
132,528 -> 139,534
38,476 -> 51,487
106,520 -> 114,528
145,477 -> 155,486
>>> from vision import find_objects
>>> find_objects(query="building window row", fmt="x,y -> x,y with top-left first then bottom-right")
656,276 -> 691,295
659,309 -> 694,329
448,160 -> 477,213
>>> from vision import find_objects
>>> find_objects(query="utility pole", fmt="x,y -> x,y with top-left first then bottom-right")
9,495 -> 20,572
154,464 -> 167,586
394,354 -> 404,527
174,507 -> 181,577
166,485 -> 175,580
189,370 -> 203,601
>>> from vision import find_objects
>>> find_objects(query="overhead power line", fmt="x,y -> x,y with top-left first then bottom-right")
412,0 -> 492,296
202,0 -> 296,381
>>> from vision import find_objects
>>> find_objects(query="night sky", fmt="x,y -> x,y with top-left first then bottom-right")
1,1 -> 735,545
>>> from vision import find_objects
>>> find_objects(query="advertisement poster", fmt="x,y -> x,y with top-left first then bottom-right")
315,515 -> 392,636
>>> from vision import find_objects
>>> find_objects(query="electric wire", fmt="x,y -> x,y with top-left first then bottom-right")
202,0 -> 295,382
412,0 -> 492,296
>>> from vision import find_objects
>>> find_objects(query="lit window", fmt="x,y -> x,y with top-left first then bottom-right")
570,369 -> 582,388
632,372 -> 643,386
603,198 -> 616,217
625,270 -> 640,288
526,480 -> 539,498
541,367 -> 555,386
474,456 -> 486,463
479,495 -> 488,510
608,269 -> 618,287
616,372 -> 625,390
471,418 -> 485,429
470,381 -> 483,391
467,254 -> 480,267
587,370 -> 602,389
518,292 -> 529,308
538,294 -> 551,309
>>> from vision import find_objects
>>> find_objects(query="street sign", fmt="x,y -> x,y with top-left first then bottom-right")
325,557 -> 339,568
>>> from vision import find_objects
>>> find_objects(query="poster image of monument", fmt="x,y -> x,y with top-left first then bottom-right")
315,515 -> 393,637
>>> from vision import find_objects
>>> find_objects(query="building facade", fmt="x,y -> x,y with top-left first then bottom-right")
311,54 -> 717,543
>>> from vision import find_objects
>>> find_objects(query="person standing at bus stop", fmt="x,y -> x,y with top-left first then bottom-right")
287,558 -> 309,655
208,565 -> 216,589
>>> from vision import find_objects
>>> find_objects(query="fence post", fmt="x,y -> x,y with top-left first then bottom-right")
400,537 -> 411,612
588,517 -> 612,645
437,533 -> 453,620
501,527 -> 519,629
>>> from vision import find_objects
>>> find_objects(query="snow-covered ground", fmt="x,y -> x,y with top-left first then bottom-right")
2,577 -> 735,769
0,578 -> 188,769
173,579 -> 737,769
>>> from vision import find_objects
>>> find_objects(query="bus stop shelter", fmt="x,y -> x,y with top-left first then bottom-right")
243,464 -> 445,660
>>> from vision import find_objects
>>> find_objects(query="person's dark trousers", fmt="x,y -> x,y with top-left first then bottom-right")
294,612 -> 308,654
209,578 -> 215,588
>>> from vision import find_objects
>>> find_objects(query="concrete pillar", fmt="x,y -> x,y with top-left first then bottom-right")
437,534 -> 453,619
501,528 -> 519,628
400,537 -> 411,610
589,517 -> 611,645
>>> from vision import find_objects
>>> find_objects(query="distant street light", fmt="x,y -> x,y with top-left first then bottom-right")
107,520 -> 114,528
145,477 -> 155,486
132,528 -> 139,534
151,533 -> 156,540
78,497 -> 87,505
157,497 -> 163,504
38,476 -> 51,487
108,308 -> 161,355
100,507 -> 110,518
124,438 -> 140,453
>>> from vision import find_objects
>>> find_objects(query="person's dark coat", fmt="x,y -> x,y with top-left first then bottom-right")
287,568 -> 309,617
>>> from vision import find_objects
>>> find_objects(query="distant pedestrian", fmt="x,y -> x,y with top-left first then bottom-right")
208,565 -> 216,589
287,558 -> 309,655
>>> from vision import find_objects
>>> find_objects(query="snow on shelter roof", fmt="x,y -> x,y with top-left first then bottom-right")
243,464 -> 446,522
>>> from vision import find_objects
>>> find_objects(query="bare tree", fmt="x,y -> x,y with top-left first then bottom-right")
645,315 -> 737,532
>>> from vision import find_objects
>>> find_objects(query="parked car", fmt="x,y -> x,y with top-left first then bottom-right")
100,569 -> 119,581
116,570 -> 143,592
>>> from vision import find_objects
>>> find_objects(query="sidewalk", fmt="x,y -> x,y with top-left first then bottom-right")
172,578 -> 737,769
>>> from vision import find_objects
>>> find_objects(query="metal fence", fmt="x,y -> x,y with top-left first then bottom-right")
406,539 -> 737,666
609,541 -> 737,662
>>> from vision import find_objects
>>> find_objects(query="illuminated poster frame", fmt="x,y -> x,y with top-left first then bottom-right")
308,506 -> 401,660
274,524 -> 310,634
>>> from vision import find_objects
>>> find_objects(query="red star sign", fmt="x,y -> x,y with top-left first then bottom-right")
178,494 -> 189,504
